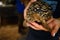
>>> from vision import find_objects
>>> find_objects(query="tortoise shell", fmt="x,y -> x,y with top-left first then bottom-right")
25,0 -> 53,32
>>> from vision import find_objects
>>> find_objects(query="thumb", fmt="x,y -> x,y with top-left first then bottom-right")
51,24 -> 59,37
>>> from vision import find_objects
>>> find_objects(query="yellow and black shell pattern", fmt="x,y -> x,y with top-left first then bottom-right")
26,0 -> 53,31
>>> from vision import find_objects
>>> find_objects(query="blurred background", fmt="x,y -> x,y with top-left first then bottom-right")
0,0 -> 60,40
0,0 -> 20,40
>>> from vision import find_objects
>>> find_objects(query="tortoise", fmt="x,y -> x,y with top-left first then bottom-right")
24,0 -> 53,32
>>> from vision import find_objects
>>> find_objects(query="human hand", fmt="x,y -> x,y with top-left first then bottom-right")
26,21 -> 48,31
47,19 -> 60,37
46,18 -> 60,37
26,18 -> 60,37
30,0 -> 37,3
24,0 -> 37,19
26,18 -> 54,31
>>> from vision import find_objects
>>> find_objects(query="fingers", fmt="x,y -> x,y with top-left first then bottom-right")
46,18 -> 55,30
47,18 -> 59,37
51,24 -> 59,37
24,1 -> 33,19
51,20 -> 59,37
27,22 -> 38,30
26,18 -> 60,37
30,0 -> 37,2
27,21 -> 48,31
48,20 -> 56,29
47,18 -> 54,24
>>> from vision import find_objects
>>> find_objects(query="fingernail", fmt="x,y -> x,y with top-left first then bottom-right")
53,33 -> 55,37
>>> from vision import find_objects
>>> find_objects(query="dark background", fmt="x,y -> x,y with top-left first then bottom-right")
0,0 -> 18,25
